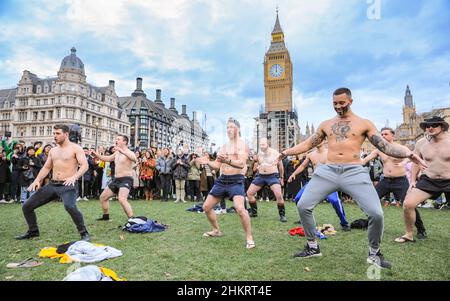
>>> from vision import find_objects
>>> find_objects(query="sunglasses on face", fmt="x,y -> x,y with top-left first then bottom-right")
426,124 -> 441,129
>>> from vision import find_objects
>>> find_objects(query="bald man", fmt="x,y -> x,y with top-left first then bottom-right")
247,138 -> 287,222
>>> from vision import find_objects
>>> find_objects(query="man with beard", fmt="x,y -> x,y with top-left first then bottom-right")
279,88 -> 427,269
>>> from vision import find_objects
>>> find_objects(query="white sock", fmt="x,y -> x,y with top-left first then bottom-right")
307,240 -> 318,249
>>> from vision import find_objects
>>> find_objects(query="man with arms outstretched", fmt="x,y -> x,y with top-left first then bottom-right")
279,88 -> 427,269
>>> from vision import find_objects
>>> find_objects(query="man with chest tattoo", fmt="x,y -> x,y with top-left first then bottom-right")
362,127 -> 427,239
16,125 -> 90,241
279,88 -> 427,269
395,116 -> 450,243
247,138 -> 286,222
92,135 -> 137,221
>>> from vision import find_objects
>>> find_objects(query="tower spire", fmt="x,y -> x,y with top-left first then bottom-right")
272,7 -> 283,35
404,85 -> 413,107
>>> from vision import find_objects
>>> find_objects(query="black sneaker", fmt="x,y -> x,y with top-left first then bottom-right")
15,231 -> 40,240
80,232 -> 91,242
417,231 -> 428,239
341,225 -> 351,232
293,220 -> 302,225
367,251 -> 392,269
280,215 -> 287,223
294,244 -> 322,258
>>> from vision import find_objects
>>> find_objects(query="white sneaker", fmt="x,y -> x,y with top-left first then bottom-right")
258,198 -> 263,202
221,209 -> 227,214
76,197 -> 82,202
182,199 -> 187,203
0,199 -> 7,204
265,198 -> 270,202
82,196 -> 89,201
174,199 -> 180,203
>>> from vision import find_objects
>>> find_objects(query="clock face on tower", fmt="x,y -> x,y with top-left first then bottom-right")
270,63 -> 284,78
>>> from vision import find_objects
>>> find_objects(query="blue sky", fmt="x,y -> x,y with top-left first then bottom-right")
0,0 -> 449,146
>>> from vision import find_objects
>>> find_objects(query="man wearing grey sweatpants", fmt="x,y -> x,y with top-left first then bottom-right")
279,88 -> 427,269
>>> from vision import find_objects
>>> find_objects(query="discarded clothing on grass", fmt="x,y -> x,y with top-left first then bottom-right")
39,241 -> 122,263
121,216 -> 168,233
317,224 -> 337,236
63,265 -> 126,281
288,226 -> 327,239
186,204 -> 204,213
350,218 -> 369,229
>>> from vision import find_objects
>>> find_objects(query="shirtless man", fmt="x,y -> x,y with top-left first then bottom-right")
92,135 -> 137,220
288,142 -> 350,231
247,138 -> 286,222
395,116 -> 450,243
279,88 -> 427,269
198,118 -> 255,249
362,127 -> 427,239
16,125 -> 90,241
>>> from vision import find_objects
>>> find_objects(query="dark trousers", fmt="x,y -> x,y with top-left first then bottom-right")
187,180 -> 203,202
376,176 -> 426,233
10,170 -> 20,201
22,183 -> 87,234
160,174 -> 172,201
78,180 -> 91,198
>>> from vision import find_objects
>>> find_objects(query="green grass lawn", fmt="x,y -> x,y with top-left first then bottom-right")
0,199 -> 448,281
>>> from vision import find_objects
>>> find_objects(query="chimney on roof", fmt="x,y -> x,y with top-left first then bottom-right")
131,77 -> 146,97
156,89 -> 161,101
155,89 -> 164,107
193,111 -> 197,121
182,104 -> 187,117
170,97 -> 176,109
109,80 -> 115,89
136,78 -> 143,91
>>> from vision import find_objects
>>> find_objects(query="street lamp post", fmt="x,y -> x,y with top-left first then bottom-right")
95,120 -> 99,150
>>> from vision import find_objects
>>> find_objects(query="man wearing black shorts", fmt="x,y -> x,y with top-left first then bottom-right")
362,127 -> 427,238
92,135 -> 137,220
395,116 -> 450,243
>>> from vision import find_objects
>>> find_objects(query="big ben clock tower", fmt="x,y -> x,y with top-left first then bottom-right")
264,10 -> 293,112
254,9 -> 300,152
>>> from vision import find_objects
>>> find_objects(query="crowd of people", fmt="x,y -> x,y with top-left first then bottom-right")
3,87 -> 449,272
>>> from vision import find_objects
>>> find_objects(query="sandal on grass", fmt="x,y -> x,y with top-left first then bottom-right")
202,231 -> 223,238
246,241 -> 256,249
7,258 -> 43,268
394,236 -> 416,243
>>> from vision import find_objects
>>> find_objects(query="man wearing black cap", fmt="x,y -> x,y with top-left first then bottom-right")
395,116 -> 450,243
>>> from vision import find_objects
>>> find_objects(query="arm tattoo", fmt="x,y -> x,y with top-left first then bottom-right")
310,132 -> 325,148
331,121 -> 351,142
368,135 -> 408,158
